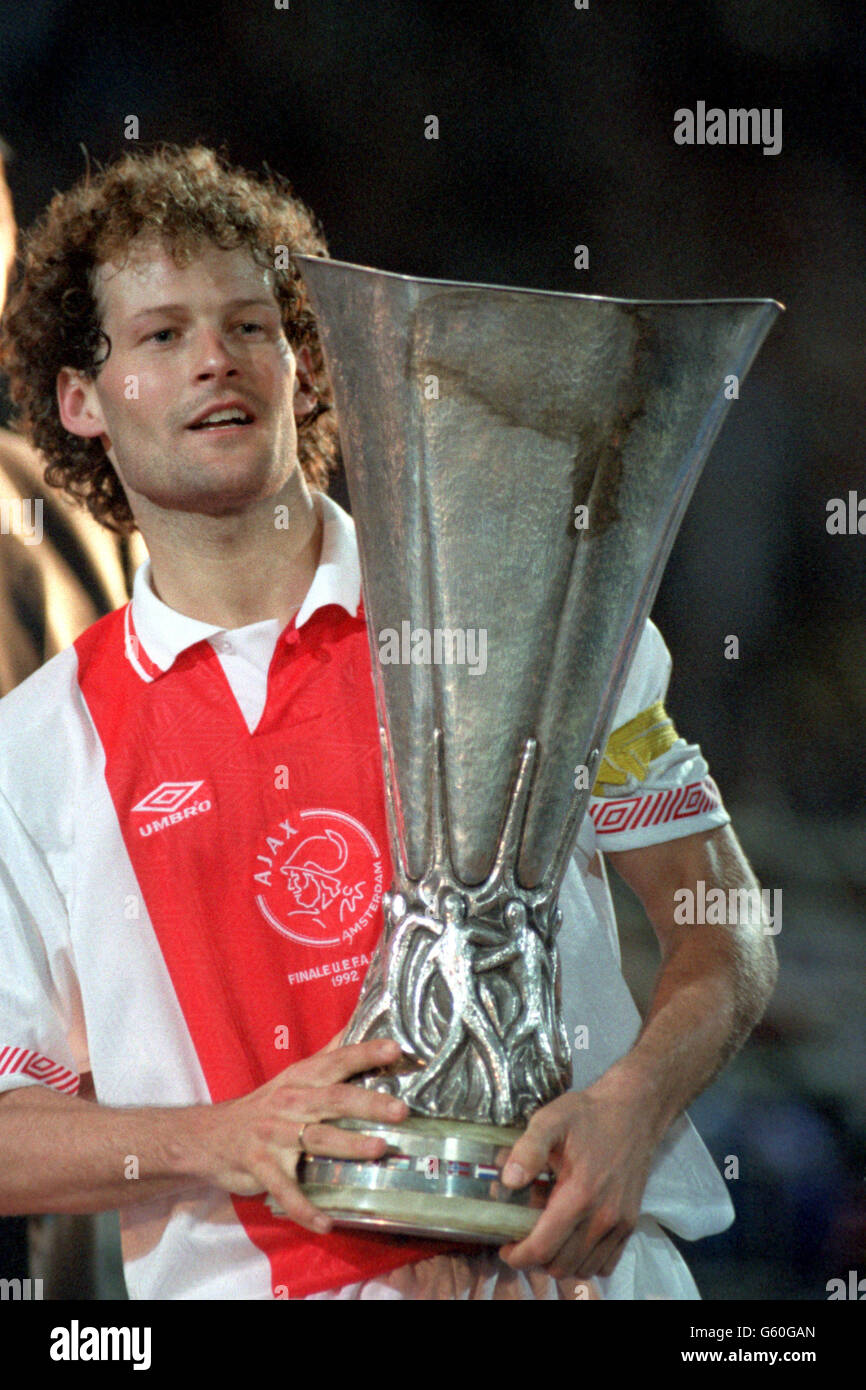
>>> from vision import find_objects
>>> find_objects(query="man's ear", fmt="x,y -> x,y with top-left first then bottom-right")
57,368 -> 109,443
292,344 -> 320,423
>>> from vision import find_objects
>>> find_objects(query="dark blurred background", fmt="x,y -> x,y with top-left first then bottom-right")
0,0 -> 863,1299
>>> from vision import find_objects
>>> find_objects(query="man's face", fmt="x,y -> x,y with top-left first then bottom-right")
72,238 -> 305,517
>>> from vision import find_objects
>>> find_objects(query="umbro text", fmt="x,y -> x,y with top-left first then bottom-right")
138,799 -> 212,837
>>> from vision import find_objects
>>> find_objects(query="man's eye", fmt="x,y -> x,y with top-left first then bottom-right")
237,321 -> 266,335
147,328 -> 176,344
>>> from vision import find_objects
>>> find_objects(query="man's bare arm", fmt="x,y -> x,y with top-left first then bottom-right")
601,821 -> 779,1134
0,1036 -> 409,1233
0,1085 -> 219,1211
500,822 -> 778,1280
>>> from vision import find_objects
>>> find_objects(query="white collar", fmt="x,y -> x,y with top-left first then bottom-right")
129,491 -> 361,675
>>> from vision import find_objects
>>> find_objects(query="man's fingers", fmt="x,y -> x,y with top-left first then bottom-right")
501,1111 -> 560,1189
545,1218 -> 624,1281
298,1036 -> 405,1085
268,1186 -> 331,1234
296,1081 -> 408,1127
243,1156 -> 331,1236
544,1224 -> 594,1281
298,1123 -> 392,1162
553,1223 -> 629,1281
597,1229 -> 631,1279
500,1176 -> 593,1268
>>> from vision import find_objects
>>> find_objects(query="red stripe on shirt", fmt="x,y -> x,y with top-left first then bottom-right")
75,603 -> 452,1297
0,1045 -> 79,1094
590,778 -> 721,836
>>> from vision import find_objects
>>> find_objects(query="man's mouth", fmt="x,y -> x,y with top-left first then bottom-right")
187,406 -> 256,431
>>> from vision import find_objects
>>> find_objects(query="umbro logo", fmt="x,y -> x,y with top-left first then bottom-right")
132,782 -> 204,814
131,781 -> 212,838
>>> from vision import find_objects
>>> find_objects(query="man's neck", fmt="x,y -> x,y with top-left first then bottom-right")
134,470 -> 324,631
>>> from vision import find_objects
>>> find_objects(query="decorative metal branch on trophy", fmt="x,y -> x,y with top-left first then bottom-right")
290,255 -> 781,1243
349,728 -> 572,1128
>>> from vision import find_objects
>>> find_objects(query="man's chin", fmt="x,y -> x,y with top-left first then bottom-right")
125,461 -> 293,520
167,485 -> 279,518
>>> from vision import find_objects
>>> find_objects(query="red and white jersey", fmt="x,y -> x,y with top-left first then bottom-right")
0,492 -> 733,1299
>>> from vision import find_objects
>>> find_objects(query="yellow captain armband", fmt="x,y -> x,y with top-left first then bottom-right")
592,700 -> 680,794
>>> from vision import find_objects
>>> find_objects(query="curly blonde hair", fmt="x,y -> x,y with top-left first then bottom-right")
0,145 -> 338,533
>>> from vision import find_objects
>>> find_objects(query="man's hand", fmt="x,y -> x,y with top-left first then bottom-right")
203,1035 -> 409,1235
498,1068 -> 655,1281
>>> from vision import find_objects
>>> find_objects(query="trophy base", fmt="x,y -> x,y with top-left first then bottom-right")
267,1115 -> 552,1245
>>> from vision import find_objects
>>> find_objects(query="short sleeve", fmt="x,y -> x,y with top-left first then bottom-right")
0,789 -> 84,1096
586,620 -> 731,853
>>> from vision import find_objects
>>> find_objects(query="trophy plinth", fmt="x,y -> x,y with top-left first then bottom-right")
297,1117 -> 548,1245
287,255 -> 781,1244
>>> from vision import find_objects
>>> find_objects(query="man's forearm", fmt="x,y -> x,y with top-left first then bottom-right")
601,825 -> 778,1143
599,923 -> 774,1142
0,1037 -> 414,1229
0,1087 -> 218,1214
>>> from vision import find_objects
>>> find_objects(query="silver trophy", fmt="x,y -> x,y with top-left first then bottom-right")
292,256 -> 781,1243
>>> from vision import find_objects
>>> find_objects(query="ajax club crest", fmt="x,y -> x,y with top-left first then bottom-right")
254,808 -> 384,948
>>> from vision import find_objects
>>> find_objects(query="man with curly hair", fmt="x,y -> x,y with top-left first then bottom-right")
0,140 -> 145,693
0,145 -> 777,1301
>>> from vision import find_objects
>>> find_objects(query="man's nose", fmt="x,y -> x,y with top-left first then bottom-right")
193,327 -> 240,379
